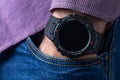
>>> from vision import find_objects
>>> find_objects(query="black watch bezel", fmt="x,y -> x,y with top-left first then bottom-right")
53,14 -> 96,57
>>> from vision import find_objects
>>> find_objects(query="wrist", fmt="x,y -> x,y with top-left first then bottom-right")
39,9 -> 107,59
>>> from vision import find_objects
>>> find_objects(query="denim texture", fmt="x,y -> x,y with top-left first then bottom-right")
109,18 -> 120,80
1,18 -> 120,80
0,38 -> 107,80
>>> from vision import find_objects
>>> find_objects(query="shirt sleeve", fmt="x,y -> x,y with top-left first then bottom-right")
0,0 -> 51,52
50,0 -> 120,22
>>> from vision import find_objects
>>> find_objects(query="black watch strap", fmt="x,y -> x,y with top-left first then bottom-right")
89,33 -> 104,54
45,15 -> 60,41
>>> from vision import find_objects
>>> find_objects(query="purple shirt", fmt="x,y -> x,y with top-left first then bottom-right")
0,0 -> 120,52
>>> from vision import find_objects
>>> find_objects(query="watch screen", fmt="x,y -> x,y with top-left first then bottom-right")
59,20 -> 90,51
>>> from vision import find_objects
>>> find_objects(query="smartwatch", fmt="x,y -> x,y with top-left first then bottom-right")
44,14 -> 104,57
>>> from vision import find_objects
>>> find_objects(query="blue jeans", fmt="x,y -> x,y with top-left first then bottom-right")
108,17 -> 120,80
0,17 -> 120,80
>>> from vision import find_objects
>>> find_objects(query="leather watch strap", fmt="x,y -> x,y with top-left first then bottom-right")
45,15 -> 61,41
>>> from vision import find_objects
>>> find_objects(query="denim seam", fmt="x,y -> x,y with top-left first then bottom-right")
27,37 -> 101,62
109,20 -> 118,80
28,44 -> 100,67
30,42 -> 99,62
26,39 -> 101,67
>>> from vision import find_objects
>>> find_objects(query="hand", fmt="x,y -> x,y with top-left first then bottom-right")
39,9 -> 108,59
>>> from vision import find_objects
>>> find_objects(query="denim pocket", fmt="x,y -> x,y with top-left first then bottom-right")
25,37 -> 108,80
27,37 -> 103,67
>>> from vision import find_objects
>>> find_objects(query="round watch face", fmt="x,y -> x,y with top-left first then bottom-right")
56,19 -> 91,54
